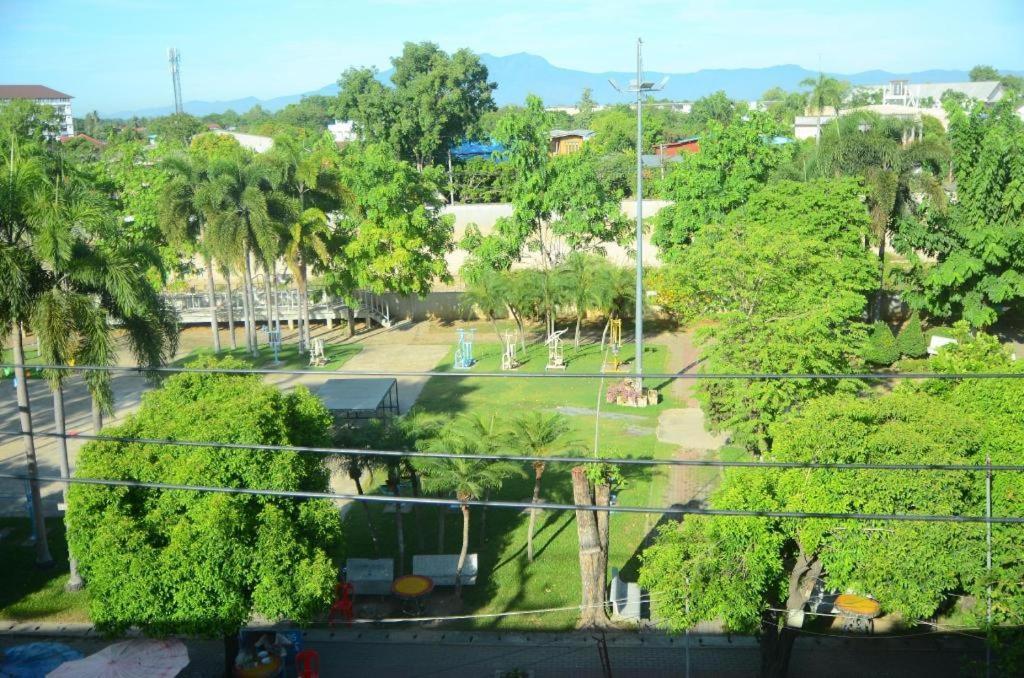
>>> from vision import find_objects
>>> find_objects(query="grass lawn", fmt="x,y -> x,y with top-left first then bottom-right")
1,346 -> 42,369
0,517 -> 90,623
176,342 -> 362,371
338,339 -> 680,630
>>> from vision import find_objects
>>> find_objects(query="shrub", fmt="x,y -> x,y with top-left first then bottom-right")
863,321 -> 900,366
897,313 -> 928,358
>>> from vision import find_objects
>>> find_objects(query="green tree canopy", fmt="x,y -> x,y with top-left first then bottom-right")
336,42 -> 496,169
906,99 -> 1024,326
325,142 -> 454,297
652,179 -> 875,451
67,359 -> 342,637
652,111 -> 789,257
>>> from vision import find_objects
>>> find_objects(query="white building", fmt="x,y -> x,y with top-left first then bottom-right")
211,128 -> 273,153
0,84 -> 74,137
327,119 -> 357,144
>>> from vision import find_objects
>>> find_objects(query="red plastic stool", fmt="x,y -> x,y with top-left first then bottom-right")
295,649 -> 320,678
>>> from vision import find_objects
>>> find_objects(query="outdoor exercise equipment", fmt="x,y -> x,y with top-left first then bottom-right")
545,329 -> 568,370
266,328 -> 282,365
308,337 -> 326,367
603,318 -> 624,372
454,328 -> 476,369
500,330 -> 520,371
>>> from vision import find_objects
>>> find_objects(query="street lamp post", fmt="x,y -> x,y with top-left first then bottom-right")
611,38 -> 667,386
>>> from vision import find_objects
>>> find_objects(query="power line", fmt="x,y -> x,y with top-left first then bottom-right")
3,429 -> 1022,473
3,472 -> 1022,524
3,361 -> 1024,380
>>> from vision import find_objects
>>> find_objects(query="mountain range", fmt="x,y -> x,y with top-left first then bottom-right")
103,52 -> 1021,118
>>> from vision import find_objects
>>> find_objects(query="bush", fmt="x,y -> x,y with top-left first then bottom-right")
897,313 -> 928,358
863,321 -> 900,366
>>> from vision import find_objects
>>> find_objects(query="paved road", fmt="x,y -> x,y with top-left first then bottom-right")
0,627 -> 988,677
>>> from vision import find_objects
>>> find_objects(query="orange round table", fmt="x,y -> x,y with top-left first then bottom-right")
834,594 -> 881,618
392,575 -> 434,615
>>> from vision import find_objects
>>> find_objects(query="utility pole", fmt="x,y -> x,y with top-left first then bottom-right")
168,48 -> 183,114
610,40 -> 667,386
986,454 -> 993,678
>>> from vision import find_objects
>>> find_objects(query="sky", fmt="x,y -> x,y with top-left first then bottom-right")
2,0 -> 1023,114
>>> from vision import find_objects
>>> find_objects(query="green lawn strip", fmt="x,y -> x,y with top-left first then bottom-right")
1,346 -> 43,372
175,342 -> 362,371
0,517 -> 90,623
340,339 -> 678,630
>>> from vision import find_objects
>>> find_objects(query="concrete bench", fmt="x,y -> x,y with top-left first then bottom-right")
412,554 -> 478,586
346,558 -> 394,595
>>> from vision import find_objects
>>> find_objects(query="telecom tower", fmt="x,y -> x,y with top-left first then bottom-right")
168,48 -> 183,114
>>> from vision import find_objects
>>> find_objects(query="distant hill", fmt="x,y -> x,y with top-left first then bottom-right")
102,52 -> 1022,118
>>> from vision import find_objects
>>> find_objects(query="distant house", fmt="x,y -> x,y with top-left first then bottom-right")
0,84 -> 74,137
206,123 -> 222,130
794,115 -> 836,140
655,137 -> 700,156
450,140 -> 505,162
63,132 -> 107,149
880,79 -> 1003,108
328,120 -> 357,144
549,129 -> 594,155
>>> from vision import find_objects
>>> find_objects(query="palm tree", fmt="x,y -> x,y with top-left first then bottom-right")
800,73 -> 850,138
503,412 -> 583,563
557,252 -> 603,349
270,132 -> 343,350
460,267 -> 508,344
592,265 -> 634,351
416,438 -> 524,597
3,139 -> 178,572
201,154 -> 293,357
161,151 -> 221,352
813,111 -> 949,319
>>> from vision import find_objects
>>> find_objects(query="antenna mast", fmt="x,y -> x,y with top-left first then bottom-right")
168,48 -> 183,114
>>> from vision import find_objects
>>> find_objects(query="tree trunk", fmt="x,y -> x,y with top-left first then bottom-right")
299,261 -> 311,351
575,313 -> 582,350
490,315 -> 502,346
205,255 -> 221,353
239,259 -> 254,355
52,385 -> 83,590
408,468 -> 426,552
437,506 -> 446,553
761,549 -> 822,678
91,394 -> 102,434
13,324 -> 54,568
262,265 -> 273,328
224,269 -> 237,350
479,490 -> 489,546
447,149 -> 456,205
595,482 -> 610,559
456,503 -> 470,599
388,470 -> 405,576
223,632 -> 239,678
527,462 -> 544,563
352,473 -> 381,557
243,249 -> 258,356
571,466 -> 610,629
875,230 -> 887,322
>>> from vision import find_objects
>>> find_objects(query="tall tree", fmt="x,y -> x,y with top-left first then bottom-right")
336,42 -> 496,170
324,142 -> 454,298
464,96 -> 628,275
641,389 -> 988,676
652,111 -> 789,258
161,151 -> 222,351
799,73 -> 850,137
811,110 -> 949,319
906,99 -> 1024,327
653,179 -> 875,452
67,360 -> 341,671
416,440 -> 523,597
502,412 -> 582,563
557,252 -> 604,349
201,154 -> 294,356
269,131 -> 344,350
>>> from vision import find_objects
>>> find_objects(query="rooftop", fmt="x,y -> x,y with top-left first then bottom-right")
0,85 -> 73,100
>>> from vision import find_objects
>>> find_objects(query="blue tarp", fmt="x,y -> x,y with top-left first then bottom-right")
450,140 -> 505,162
0,643 -> 83,678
